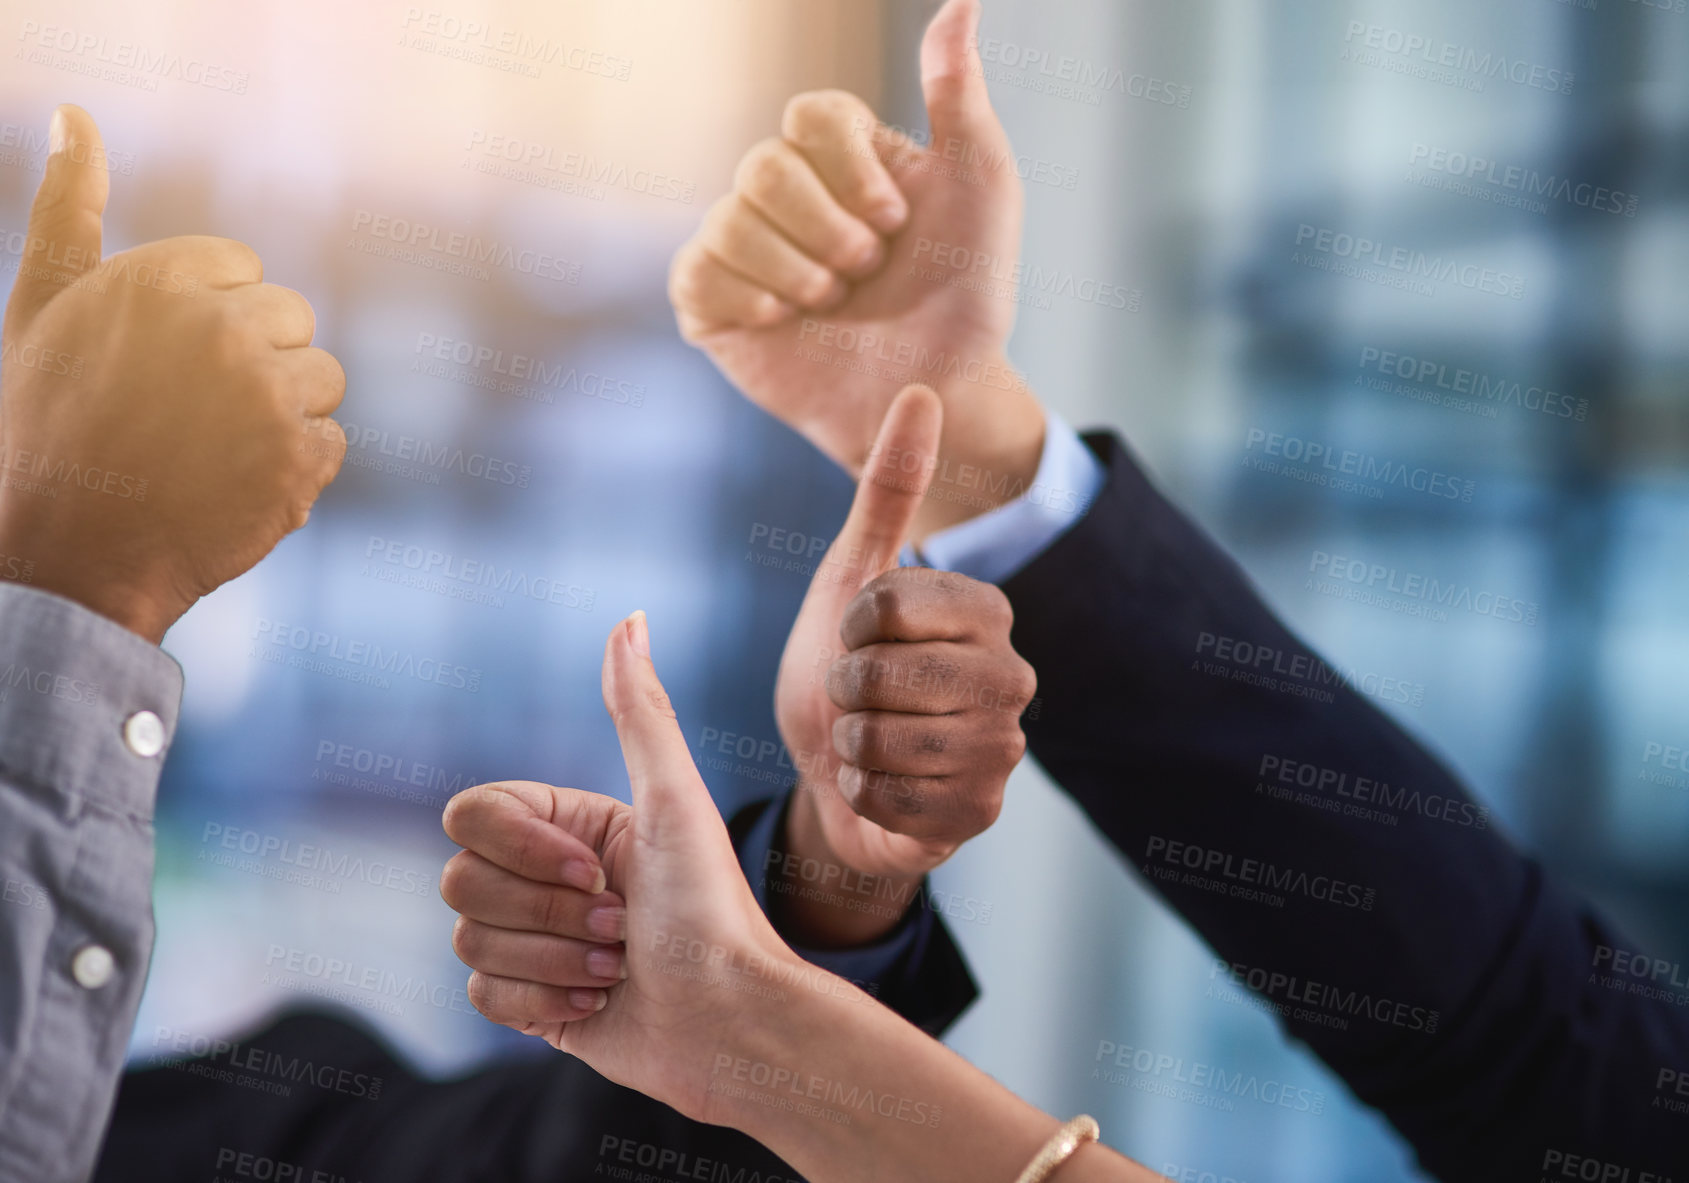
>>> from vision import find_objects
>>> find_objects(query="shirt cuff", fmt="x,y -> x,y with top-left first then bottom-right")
736,788 -> 927,988
905,411 -> 1105,584
0,583 -> 183,820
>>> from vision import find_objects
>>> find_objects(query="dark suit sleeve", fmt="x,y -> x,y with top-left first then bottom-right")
97,794 -> 976,1182
1000,431 -> 1689,1182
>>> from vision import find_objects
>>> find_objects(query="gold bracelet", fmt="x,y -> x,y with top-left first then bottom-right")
1013,1115 -> 1101,1183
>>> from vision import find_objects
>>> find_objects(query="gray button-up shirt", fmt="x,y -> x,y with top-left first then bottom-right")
0,583 -> 181,1183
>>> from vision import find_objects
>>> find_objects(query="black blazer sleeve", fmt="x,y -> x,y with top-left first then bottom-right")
1000,431 -> 1689,1182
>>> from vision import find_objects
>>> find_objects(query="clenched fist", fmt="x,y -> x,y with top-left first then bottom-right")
773,386 -> 1035,946
670,0 -> 1044,542
0,105 -> 346,643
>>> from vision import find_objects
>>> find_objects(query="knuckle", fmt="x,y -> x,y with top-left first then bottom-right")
916,726 -> 949,756
781,89 -> 862,144
508,822 -> 543,875
824,654 -> 857,702
794,267 -> 837,308
450,915 -> 478,961
466,971 -> 497,1016
700,194 -> 745,247
735,138 -> 794,203
862,581 -> 907,636
1014,656 -> 1038,702
966,784 -> 1006,833
848,714 -> 886,763
214,236 -> 262,274
314,418 -> 349,468
438,854 -> 468,906
538,885 -> 571,934
667,248 -> 706,310
978,581 -> 1015,629
1000,725 -> 1028,769
207,299 -> 256,359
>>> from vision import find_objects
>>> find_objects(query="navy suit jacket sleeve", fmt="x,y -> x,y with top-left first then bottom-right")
1000,431 -> 1689,1181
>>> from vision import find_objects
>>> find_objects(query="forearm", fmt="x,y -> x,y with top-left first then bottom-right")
713,979 -> 1158,1183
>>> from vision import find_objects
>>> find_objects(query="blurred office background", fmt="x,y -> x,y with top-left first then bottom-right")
2,1 -> 1686,1179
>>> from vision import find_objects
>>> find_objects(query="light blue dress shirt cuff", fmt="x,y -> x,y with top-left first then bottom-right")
0,582 -> 182,818
0,582 -> 182,1183
736,789 -> 923,992
905,412 -> 1105,584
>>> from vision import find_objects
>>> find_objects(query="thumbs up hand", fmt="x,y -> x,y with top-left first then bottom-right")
669,0 -> 1045,543
0,105 -> 346,643
772,387 -> 1035,946
443,612 -> 806,1126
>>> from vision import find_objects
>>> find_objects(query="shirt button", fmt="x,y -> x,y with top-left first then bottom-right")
122,710 -> 165,758
71,945 -> 115,990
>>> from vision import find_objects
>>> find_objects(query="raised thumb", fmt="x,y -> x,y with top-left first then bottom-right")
601,611 -> 721,844
919,0 -> 1005,150
10,105 -> 108,325
829,384 -> 944,593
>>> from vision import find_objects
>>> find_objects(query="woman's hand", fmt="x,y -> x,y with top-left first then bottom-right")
443,610 -> 826,1124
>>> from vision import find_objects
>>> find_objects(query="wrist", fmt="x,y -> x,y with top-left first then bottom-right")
914,358 -> 1046,543
0,505 -> 175,645
772,784 -> 925,948
703,964 -> 876,1140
